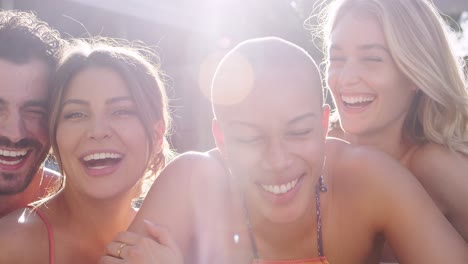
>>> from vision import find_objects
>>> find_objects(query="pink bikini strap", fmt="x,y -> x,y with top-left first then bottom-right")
31,207 -> 55,264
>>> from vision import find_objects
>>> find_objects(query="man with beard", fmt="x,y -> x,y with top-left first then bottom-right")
0,10 -> 63,217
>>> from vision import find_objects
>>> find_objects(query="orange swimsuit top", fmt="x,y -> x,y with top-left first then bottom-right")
253,257 -> 329,264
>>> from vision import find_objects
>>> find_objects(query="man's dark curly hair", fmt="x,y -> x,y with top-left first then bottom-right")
0,9 -> 63,67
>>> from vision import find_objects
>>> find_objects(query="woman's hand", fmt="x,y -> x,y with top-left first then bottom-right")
99,220 -> 183,264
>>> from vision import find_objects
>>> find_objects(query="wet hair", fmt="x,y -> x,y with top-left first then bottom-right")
315,0 -> 468,154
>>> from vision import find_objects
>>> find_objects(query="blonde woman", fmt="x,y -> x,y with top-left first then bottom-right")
0,38 -> 171,264
316,0 -> 468,242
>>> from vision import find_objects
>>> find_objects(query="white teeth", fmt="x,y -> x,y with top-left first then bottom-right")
0,149 -> 28,157
274,185 -> 280,193
280,185 -> 287,193
89,166 -> 107,170
83,152 -> 122,161
341,95 -> 375,104
0,159 -> 22,165
261,178 -> 299,195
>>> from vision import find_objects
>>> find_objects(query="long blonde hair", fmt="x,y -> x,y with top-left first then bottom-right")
314,0 -> 468,154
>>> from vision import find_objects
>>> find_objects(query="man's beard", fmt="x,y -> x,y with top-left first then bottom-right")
0,136 -> 49,195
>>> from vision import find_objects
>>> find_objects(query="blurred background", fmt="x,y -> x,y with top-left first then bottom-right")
2,0 -> 467,152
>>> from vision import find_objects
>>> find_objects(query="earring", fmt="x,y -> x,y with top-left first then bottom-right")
319,156 -> 328,193
319,175 -> 328,193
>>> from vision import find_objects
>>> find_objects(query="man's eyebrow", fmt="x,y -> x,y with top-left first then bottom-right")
23,100 -> 48,109
0,99 -> 48,109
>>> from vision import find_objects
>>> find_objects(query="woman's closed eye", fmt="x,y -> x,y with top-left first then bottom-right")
362,56 -> 383,62
112,108 -> 137,117
235,135 -> 263,144
287,128 -> 313,137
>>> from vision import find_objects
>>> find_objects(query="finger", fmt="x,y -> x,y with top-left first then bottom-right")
106,241 -> 130,259
143,219 -> 180,252
113,231 -> 142,245
98,255 -> 126,264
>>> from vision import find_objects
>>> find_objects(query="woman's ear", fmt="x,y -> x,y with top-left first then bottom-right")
212,119 -> 226,155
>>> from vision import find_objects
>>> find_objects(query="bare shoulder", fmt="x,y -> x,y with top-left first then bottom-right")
325,138 -> 423,216
325,137 -> 409,184
324,140 -> 468,262
164,149 -> 225,177
409,143 -> 467,180
408,143 -> 468,207
130,149 -> 230,256
409,143 -> 468,239
148,149 -> 228,191
134,149 -> 226,221
0,208 -> 48,263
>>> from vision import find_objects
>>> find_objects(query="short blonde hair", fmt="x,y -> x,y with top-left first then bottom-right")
314,0 -> 468,154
